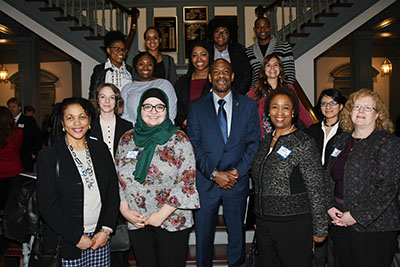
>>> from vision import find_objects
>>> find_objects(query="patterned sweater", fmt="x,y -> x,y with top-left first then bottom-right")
251,130 -> 328,237
246,35 -> 296,87
116,129 -> 200,232
326,130 -> 400,232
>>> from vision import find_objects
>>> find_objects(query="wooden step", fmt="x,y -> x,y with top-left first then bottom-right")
70,26 -> 93,33
287,32 -> 310,38
39,6 -> 63,12
315,12 -> 339,19
301,22 -> 324,29
330,2 -> 353,9
55,16 -> 78,23
85,36 -> 105,41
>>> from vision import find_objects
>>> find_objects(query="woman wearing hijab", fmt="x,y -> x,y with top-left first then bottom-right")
116,88 -> 199,267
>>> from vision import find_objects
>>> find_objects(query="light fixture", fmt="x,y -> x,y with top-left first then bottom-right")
0,64 -> 9,82
381,58 -> 392,77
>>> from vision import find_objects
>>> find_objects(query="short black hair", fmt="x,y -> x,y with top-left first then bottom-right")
265,85 -> 299,122
144,27 -> 163,40
59,97 -> 95,121
209,58 -> 232,74
6,97 -> 20,107
132,51 -> 157,72
104,31 -> 126,49
206,17 -> 238,43
316,88 -> 347,117
24,105 -> 35,114
254,17 -> 271,27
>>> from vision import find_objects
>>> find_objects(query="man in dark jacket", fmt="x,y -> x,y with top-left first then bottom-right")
207,17 -> 252,95
88,31 -> 133,101
7,98 -> 42,172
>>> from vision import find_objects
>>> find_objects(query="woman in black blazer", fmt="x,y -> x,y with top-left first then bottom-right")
36,97 -> 120,266
174,40 -> 212,128
90,83 -> 133,157
90,83 -> 132,267
305,89 -> 346,166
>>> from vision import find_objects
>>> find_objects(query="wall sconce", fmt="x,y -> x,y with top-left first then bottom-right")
0,64 -> 8,82
381,58 -> 392,77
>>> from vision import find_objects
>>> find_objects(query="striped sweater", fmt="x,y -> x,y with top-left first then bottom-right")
246,35 -> 296,87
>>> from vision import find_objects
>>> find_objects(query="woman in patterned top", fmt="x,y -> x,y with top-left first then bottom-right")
116,88 -> 199,267
326,89 -> 400,267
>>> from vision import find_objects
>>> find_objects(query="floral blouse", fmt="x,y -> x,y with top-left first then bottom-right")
116,129 -> 200,232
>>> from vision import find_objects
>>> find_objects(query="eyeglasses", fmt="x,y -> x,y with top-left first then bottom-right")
141,104 -> 166,113
352,105 -> 376,112
110,47 -> 128,53
320,101 -> 338,107
214,30 -> 229,35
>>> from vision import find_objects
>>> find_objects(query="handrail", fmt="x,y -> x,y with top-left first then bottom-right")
293,80 -> 320,123
48,0 -> 139,51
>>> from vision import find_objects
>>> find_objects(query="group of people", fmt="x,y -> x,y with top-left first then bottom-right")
0,14 -> 399,267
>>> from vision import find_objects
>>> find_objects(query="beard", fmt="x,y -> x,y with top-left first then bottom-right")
213,78 -> 231,93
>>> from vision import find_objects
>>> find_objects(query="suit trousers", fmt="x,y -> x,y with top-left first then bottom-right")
128,226 -> 191,267
333,226 -> 398,267
194,193 -> 247,267
255,214 -> 313,267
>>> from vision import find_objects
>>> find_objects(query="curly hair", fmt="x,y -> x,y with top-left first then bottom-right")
340,89 -> 394,133
187,40 -> 213,75
104,31 -> 126,49
252,53 -> 286,104
265,85 -> 299,123
206,17 -> 238,43
94,83 -> 124,116
0,106 -> 17,148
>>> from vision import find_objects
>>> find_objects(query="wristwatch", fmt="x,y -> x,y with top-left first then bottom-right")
210,169 -> 217,181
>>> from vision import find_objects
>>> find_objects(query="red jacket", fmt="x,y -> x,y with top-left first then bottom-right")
0,129 -> 24,178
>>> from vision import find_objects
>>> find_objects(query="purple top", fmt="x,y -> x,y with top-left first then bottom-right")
331,136 -> 359,202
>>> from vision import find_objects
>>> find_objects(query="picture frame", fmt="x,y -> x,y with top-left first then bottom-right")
153,16 -> 177,52
183,6 -> 208,22
184,22 -> 207,59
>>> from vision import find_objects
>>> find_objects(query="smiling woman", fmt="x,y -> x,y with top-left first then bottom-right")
120,52 -> 177,125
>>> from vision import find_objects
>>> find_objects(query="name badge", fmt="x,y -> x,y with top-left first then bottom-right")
331,148 -> 342,157
18,123 -> 24,128
276,145 -> 292,159
126,150 -> 139,159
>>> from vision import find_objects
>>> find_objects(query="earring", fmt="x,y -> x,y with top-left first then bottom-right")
89,125 -> 91,130
292,114 -> 294,118
62,127 -> 65,132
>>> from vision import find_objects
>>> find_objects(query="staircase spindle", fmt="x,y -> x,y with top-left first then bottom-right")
94,0 -> 98,36
289,0 -> 293,34
281,0 -> 285,41
109,3 -> 113,31
296,0 -> 300,33
311,0 -> 315,23
101,0 -> 106,36
303,0 -> 307,25
318,0 -> 322,13
86,0 -> 90,26
325,0 -> 329,12
63,0 -> 67,17
48,0 -> 52,8
55,0 -> 59,8
71,0 -> 75,18
79,0 -> 82,26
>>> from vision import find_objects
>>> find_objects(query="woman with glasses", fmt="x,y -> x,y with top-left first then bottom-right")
121,52 -> 177,125
305,89 -> 346,267
305,89 -> 346,166
326,89 -> 400,267
89,31 -> 133,101
140,27 -> 177,85
116,88 -> 199,267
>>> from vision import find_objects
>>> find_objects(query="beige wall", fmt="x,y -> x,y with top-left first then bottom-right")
0,62 -> 73,106
315,57 -> 390,108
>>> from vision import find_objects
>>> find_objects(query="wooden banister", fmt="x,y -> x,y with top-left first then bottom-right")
293,80 -> 320,123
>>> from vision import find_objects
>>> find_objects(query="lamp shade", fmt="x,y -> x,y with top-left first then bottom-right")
381,58 -> 392,77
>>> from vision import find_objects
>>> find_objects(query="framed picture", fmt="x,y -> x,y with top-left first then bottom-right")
153,16 -> 177,52
183,6 -> 208,22
184,22 -> 207,58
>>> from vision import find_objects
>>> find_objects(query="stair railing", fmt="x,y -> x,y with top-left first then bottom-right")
258,0 -> 340,42
46,0 -> 138,46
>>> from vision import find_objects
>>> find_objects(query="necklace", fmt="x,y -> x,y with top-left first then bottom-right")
66,138 -> 95,189
272,124 -> 294,141
324,119 -> 339,127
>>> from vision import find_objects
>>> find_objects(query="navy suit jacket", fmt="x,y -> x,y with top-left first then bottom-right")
186,92 -> 260,198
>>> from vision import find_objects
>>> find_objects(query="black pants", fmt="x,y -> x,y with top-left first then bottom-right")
313,226 -> 335,267
333,226 -> 398,267
255,215 -> 313,267
129,226 -> 191,267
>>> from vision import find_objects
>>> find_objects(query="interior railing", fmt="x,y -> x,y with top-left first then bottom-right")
46,0 -> 138,49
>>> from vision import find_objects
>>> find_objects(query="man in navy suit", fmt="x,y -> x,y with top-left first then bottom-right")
187,58 -> 260,267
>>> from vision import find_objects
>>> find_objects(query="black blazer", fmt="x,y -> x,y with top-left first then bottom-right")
174,73 -> 211,128
90,115 -> 133,155
16,114 -> 42,171
304,121 -> 342,166
36,138 -> 120,259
